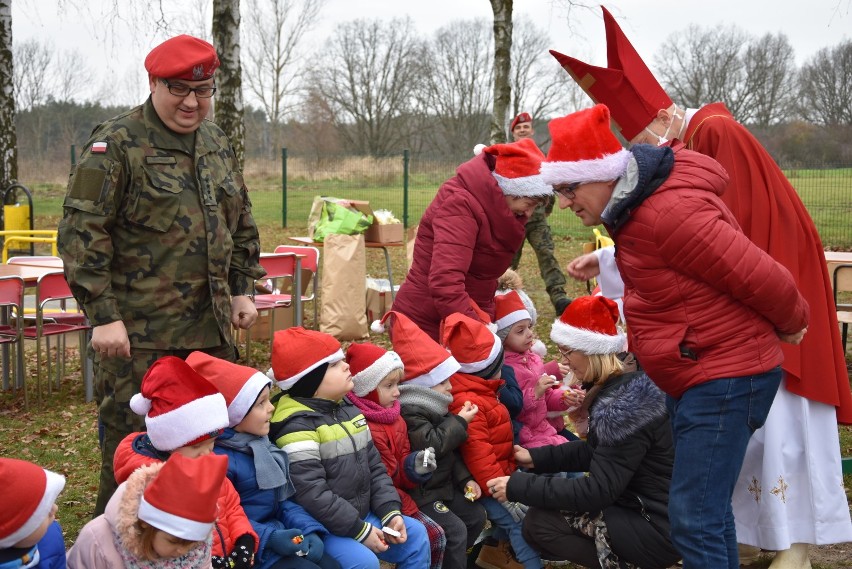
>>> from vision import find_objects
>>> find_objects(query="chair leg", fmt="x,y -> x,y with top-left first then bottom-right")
842,323 -> 848,353
46,336 -> 53,396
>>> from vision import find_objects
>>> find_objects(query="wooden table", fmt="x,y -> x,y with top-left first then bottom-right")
8,258 -> 64,269
288,236 -> 404,301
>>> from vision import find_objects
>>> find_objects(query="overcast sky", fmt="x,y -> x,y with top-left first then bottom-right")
12,0 -> 852,106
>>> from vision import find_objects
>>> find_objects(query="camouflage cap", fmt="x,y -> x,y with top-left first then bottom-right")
145,34 -> 220,81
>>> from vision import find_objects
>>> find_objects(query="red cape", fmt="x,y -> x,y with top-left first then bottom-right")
683,103 -> 852,423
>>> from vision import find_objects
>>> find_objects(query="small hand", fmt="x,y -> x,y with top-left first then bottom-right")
363,526 -> 390,554
464,480 -> 482,500
566,252 -> 600,281
457,400 -> 479,423
414,447 -> 437,475
534,374 -> 557,398
513,445 -> 534,469
302,532 -> 324,562
384,516 -> 407,544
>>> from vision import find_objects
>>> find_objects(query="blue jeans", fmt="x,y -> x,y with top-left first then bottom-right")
666,367 -> 781,569
480,497 -> 543,569
322,513 -> 430,569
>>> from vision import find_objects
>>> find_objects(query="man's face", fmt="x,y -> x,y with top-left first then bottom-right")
555,181 -> 615,226
629,117 -> 667,146
149,75 -> 215,134
511,121 -> 534,141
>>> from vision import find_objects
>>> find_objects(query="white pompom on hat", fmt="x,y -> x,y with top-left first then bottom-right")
550,295 -> 626,354
129,356 -> 229,452
346,342 -> 404,397
0,458 -> 65,548
185,351 -> 272,428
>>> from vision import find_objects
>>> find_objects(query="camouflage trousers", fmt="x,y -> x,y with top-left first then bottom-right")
561,511 -> 638,569
511,202 -> 568,311
92,342 -> 236,516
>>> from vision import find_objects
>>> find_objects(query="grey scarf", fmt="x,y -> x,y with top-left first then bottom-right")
399,384 -> 453,417
217,431 -> 294,502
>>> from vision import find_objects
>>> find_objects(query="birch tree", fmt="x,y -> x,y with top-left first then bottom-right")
212,0 -> 246,168
488,0 -> 512,144
0,0 -> 16,188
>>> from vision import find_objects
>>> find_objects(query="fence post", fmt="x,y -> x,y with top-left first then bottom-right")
403,149 -> 410,229
70,144 -> 76,167
281,147 -> 288,228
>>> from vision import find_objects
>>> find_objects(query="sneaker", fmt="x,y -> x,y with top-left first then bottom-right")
475,540 -> 523,569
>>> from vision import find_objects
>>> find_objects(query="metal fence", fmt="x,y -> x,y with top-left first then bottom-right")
243,149 -> 852,249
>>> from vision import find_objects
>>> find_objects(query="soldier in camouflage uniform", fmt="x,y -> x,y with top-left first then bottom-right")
57,35 -> 265,516
508,112 -> 571,315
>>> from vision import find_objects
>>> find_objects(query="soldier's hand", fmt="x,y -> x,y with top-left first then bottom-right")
91,321 -> 131,359
231,295 -> 258,329
566,252 -> 600,281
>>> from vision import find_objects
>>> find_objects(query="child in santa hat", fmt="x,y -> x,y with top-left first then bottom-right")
185,352 -> 341,569
68,453 -> 229,568
267,327 -> 430,569
441,313 -> 542,569
0,458 -> 66,569
345,341 -> 447,569
376,311 -> 487,569
111,357 -> 258,569
494,290 -> 585,450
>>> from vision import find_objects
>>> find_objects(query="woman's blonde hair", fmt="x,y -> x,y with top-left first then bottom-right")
579,352 -> 623,385
137,521 -> 198,561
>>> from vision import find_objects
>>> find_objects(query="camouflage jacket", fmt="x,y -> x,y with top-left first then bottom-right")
57,98 -> 264,350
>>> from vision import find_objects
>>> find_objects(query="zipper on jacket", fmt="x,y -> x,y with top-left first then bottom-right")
635,495 -> 651,522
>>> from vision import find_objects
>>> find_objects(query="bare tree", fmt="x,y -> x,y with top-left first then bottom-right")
739,33 -> 797,126
212,0 -> 246,167
798,40 -> 852,126
419,19 -> 493,156
309,18 -> 425,157
242,0 -> 323,157
488,0 -> 513,144
0,0 -> 16,187
12,39 -> 53,110
654,24 -> 749,117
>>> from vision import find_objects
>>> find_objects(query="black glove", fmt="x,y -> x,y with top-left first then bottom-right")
268,528 -> 308,557
227,534 -> 255,568
303,532 -> 324,562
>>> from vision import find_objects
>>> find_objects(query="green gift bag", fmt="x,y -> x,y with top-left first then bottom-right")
308,196 -> 373,242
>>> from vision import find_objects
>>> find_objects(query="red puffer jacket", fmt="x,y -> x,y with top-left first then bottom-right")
114,432 -> 258,561
613,149 -> 809,398
393,153 -> 527,340
448,373 -> 516,489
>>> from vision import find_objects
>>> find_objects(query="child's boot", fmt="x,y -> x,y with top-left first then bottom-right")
475,540 -> 523,569
768,543 -> 811,569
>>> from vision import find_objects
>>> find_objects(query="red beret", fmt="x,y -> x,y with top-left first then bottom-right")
511,112 -> 533,131
145,35 -> 220,81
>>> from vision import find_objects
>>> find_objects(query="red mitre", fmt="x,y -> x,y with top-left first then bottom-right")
550,6 -> 671,141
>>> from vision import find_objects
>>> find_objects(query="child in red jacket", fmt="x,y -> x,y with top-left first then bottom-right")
112,357 -> 258,569
345,342 -> 445,569
442,313 -> 543,569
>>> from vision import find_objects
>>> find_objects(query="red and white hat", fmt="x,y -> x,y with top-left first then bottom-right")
540,104 -> 631,187
550,295 -> 626,354
494,290 -> 532,333
185,351 -> 272,428
0,458 -> 65,548
376,311 -> 460,388
511,112 -> 533,131
129,356 -> 229,452
269,327 -> 344,391
480,138 -> 552,198
346,343 -> 404,397
138,453 -> 227,542
549,7 -> 672,142
441,313 -> 503,374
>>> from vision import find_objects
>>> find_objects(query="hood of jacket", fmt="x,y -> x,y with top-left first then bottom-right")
590,372 -> 667,447
107,462 -> 165,560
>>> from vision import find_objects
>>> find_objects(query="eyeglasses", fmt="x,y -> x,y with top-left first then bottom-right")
554,182 -> 580,200
160,79 -> 217,98
558,346 -> 575,359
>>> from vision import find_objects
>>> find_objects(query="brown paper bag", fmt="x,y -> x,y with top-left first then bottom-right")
320,234 -> 368,340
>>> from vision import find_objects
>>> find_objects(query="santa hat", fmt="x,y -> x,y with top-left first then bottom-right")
0,459 -> 65,548
346,343 -> 404,397
185,351 -> 272,428
441,313 -> 503,375
376,311 -> 461,388
269,327 -> 344,391
138,453 -> 227,542
511,112 -> 533,131
494,290 -> 532,334
130,357 -> 229,452
540,104 -> 631,187
550,295 -> 626,354
480,138 -> 552,198
549,6 -> 672,141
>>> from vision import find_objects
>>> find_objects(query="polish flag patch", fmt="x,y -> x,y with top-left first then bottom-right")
91,141 -> 108,154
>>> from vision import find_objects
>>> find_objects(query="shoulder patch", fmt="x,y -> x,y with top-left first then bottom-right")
91,141 -> 108,154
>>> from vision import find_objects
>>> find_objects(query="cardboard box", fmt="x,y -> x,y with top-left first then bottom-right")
236,304 -> 296,342
348,200 -> 404,244
365,280 -> 399,323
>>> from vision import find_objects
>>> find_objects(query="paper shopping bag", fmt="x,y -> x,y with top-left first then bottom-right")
320,233 -> 368,340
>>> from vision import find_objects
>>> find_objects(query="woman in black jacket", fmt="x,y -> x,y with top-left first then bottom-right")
487,296 -> 679,569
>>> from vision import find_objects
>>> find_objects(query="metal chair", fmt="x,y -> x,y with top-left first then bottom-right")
832,263 -> 852,352
273,244 -> 320,327
0,275 -> 25,403
20,271 -> 91,405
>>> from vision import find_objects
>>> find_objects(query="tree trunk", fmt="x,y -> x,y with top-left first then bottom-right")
0,1 -> 18,189
212,0 -> 246,169
489,0 -> 513,144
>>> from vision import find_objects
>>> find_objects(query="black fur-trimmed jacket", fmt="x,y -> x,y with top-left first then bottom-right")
506,371 -> 679,568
